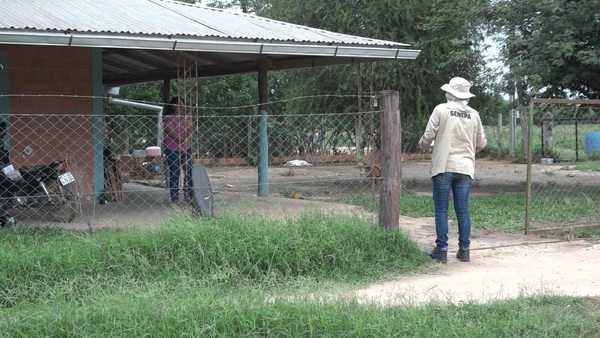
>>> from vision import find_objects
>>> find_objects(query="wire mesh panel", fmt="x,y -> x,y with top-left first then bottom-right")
525,99 -> 600,235
1,109 -> 382,229
0,113 -> 92,226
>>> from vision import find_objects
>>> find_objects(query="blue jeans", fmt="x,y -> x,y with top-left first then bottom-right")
164,147 -> 193,203
432,172 -> 473,251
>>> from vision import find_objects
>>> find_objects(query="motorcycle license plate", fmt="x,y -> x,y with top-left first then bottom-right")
59,172 -> 75,186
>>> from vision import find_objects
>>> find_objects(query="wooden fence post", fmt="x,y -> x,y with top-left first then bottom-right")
542,111 -> 553,158
378,91 -> 401,230
497,112 -> 503,158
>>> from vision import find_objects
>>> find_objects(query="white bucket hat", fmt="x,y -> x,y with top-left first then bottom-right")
441,77 -> 475,99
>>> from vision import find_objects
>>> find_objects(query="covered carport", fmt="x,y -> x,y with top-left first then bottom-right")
0,0 -> 419,226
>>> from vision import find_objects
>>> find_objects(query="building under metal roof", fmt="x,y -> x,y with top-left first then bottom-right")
0,0 -> 420,85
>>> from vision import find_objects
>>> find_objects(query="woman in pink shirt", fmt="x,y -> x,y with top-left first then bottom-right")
163,96 -> 193,204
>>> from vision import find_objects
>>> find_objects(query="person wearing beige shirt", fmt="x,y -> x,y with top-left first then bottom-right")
418,77 -> 487,263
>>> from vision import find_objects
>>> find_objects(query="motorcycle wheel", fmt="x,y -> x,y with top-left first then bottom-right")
42,181 -> 79,223
0,215 -> 17,227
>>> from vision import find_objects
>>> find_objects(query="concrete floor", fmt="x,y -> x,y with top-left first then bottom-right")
11,182 -> 365,231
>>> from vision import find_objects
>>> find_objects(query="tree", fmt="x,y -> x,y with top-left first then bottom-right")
121,0 -> 497,154
234,0 -> 493,151
491,0 -> 600,101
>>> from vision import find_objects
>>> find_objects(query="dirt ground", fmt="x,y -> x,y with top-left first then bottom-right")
211,156 -> 600,198
210,158 -> 600,305
355,214 -> 600,306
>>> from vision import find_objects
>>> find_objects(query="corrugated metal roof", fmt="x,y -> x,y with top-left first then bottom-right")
0,0 -> 409,47
0,0 -> 420,85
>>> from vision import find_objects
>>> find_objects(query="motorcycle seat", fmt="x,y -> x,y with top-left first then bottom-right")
20,161 -> 63,174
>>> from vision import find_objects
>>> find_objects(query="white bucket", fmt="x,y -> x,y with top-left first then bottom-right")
146,146 -> 161,157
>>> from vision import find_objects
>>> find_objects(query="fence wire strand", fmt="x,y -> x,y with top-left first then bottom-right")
3,93 -> 598,233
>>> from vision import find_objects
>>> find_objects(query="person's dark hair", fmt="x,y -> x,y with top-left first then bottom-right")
163,96 -> 184,116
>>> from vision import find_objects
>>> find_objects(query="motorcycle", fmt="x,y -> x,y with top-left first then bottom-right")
0,160 -> 79,227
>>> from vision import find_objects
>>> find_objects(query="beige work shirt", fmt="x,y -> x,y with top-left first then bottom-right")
418,102 -> 487,179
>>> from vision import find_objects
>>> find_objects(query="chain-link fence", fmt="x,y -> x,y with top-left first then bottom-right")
1,108 -> 384,229
525,99 -> 600,235
3,95 -> 600,234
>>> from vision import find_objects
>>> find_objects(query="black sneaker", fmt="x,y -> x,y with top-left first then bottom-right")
456,249 -> 470,262
428,248 -> 447,264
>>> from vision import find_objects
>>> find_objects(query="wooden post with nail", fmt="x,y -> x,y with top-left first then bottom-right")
378,90 -> 402,230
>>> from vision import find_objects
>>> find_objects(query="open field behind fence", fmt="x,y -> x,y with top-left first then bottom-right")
525,100 -> 600,234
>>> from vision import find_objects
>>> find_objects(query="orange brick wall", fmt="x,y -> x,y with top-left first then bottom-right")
1,44 -> 95,198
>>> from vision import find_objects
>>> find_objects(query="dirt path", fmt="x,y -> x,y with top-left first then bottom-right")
355,216 -> 600,306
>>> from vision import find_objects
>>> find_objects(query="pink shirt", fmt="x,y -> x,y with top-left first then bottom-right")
163,114 -> 192,152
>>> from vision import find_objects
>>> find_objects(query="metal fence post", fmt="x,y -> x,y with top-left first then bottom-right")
257,60 -> 269,196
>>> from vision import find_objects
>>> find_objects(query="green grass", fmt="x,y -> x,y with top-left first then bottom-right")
3,291 -> 600,336
347,190 -> 600,233
484,123 -> 600,164
1,213 -> 599,336
561,162 -> 600,171
0,212 -> 429,308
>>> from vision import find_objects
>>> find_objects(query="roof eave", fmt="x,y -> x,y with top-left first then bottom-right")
0,31 -> 421,60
